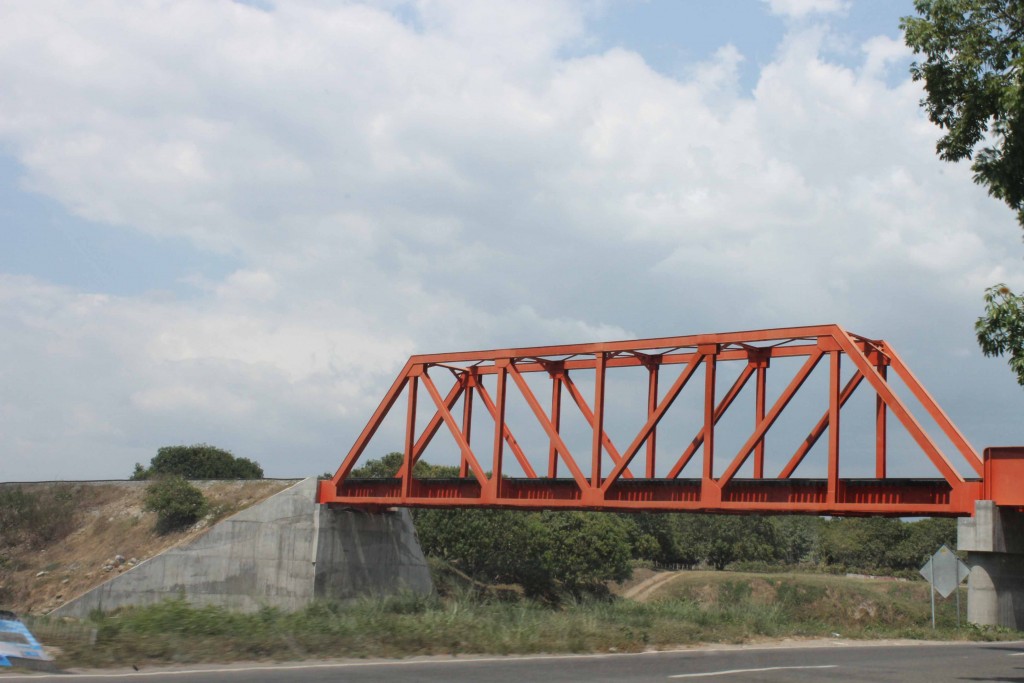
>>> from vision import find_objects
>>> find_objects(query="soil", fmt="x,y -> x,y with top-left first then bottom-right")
0,479 -> 296,616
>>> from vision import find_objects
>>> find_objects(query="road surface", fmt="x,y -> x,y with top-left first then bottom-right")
3,640 -> 1024,681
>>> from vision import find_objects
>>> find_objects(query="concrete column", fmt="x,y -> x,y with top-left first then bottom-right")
958,500 -> 1024,629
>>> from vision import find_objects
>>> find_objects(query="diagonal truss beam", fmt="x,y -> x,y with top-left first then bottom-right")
473,377 -> 540,479
883,342 -> 983,476
419,370 -> 489,487
560,373 -> 635,479
778,372 -> 864,479
600,353 -> 706,491
831,328 -> 964,484
667,364 -> 756,479
717,350 -> 824,487
505,362 -> 590,491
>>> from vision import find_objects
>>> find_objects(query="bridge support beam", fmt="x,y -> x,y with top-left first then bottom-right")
958,501 -> 1024,629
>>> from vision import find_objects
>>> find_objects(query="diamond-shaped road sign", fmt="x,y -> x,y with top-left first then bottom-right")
920,544 -> 970,598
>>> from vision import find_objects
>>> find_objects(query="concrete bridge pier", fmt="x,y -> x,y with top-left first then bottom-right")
958,501 -> 1024,629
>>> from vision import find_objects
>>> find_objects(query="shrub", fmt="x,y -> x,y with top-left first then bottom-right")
0,484 -> 77,549
132,444 -> 263,480
144,476 -> 207,534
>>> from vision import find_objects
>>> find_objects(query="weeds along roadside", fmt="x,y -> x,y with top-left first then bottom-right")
35,571 -> 1018,670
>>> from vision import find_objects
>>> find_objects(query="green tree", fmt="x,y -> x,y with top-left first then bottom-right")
144,476 -> 207,534
622,513 -> 678,564
903,2 -> 1024,383
902,0 -> 1024,226
415,507 -> 632,598
976,283 -> 1024,384
415,508 -> 554,595
816,517 -> 910,572
539,512 -> 633,594
133,444 -> 263,480
702,515 -> 779,571
666,514 -> 709,569
892,517 -> 958,567
351,452 -> 460,479
770,516 -> 823,565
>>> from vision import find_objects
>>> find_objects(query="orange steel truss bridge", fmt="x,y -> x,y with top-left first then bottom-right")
318,325 -> 1024,517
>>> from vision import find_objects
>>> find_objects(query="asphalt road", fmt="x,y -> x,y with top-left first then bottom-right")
4,640 -> 1024,682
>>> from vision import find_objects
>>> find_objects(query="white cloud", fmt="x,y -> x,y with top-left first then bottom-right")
764,0 -> 849,20
0,0 -> 1021,481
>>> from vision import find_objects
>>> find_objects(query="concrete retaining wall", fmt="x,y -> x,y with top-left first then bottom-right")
53,478 -> 432,616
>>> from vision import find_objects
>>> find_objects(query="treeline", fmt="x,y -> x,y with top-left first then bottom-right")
353,454 -> 958,598
416,509 -> 955,596
622,513 -> 955,574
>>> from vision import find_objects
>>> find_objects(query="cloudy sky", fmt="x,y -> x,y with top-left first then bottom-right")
1,0 -> 1021,482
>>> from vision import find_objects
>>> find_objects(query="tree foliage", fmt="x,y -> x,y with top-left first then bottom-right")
144,476 -> 207,534
902,0 -> 1024,225
816,517 -> 956,573
351,452 -> 461,479
132,444 -> 264,480
415,509 -> 632,598
976,283 -> 1024,384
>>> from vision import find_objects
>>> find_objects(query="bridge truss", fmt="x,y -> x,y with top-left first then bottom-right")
319,325 -> 1021,516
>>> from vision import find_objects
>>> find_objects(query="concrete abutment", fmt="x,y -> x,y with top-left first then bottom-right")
958,500 -> 1024,629
53,478 -> 433,617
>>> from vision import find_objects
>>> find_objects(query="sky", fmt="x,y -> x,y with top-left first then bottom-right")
1,0 -> 1022,483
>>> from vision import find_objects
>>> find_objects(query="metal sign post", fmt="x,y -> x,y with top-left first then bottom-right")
930,560 -> 936,629
919,545 -> 970,629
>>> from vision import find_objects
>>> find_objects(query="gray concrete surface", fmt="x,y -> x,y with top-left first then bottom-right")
959,500 -> 1024,629
52,478 -> 432,616
4,640 -> 1024,682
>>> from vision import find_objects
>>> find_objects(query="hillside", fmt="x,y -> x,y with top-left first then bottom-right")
0,479 -> 295,615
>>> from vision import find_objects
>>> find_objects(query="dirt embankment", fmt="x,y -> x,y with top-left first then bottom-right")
0,479 -> 295,615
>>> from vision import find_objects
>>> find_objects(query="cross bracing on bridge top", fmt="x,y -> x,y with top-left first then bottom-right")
318,324 -> 1024,517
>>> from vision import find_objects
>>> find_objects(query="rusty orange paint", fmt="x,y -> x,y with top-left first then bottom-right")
318,324 -> 1014,517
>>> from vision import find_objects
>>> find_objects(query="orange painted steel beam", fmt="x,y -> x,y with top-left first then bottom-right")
319,324 -> 1013,517
665,363 -> 754,479
778,372 -> 863,479
560,372 -> 635,479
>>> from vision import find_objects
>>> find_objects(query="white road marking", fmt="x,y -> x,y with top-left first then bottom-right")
1009,652 -> 1024,656
0,640 -> 1008,680
670,664 -> 838,678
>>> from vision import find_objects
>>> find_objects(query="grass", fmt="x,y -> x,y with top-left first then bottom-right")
36,572 -> 1019,669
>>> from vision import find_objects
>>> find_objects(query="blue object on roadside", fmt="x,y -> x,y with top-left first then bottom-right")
0,611 -> 53,668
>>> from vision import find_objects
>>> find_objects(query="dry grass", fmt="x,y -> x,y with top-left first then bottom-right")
45,572 -> 1016,670
0,480 -> 294,615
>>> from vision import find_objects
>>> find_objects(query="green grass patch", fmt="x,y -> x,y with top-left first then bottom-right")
47,572 -> 1020,669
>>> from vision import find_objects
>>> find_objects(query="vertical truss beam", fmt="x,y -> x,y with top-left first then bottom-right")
646,361 -> 659,478
548,369 -> 563,478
